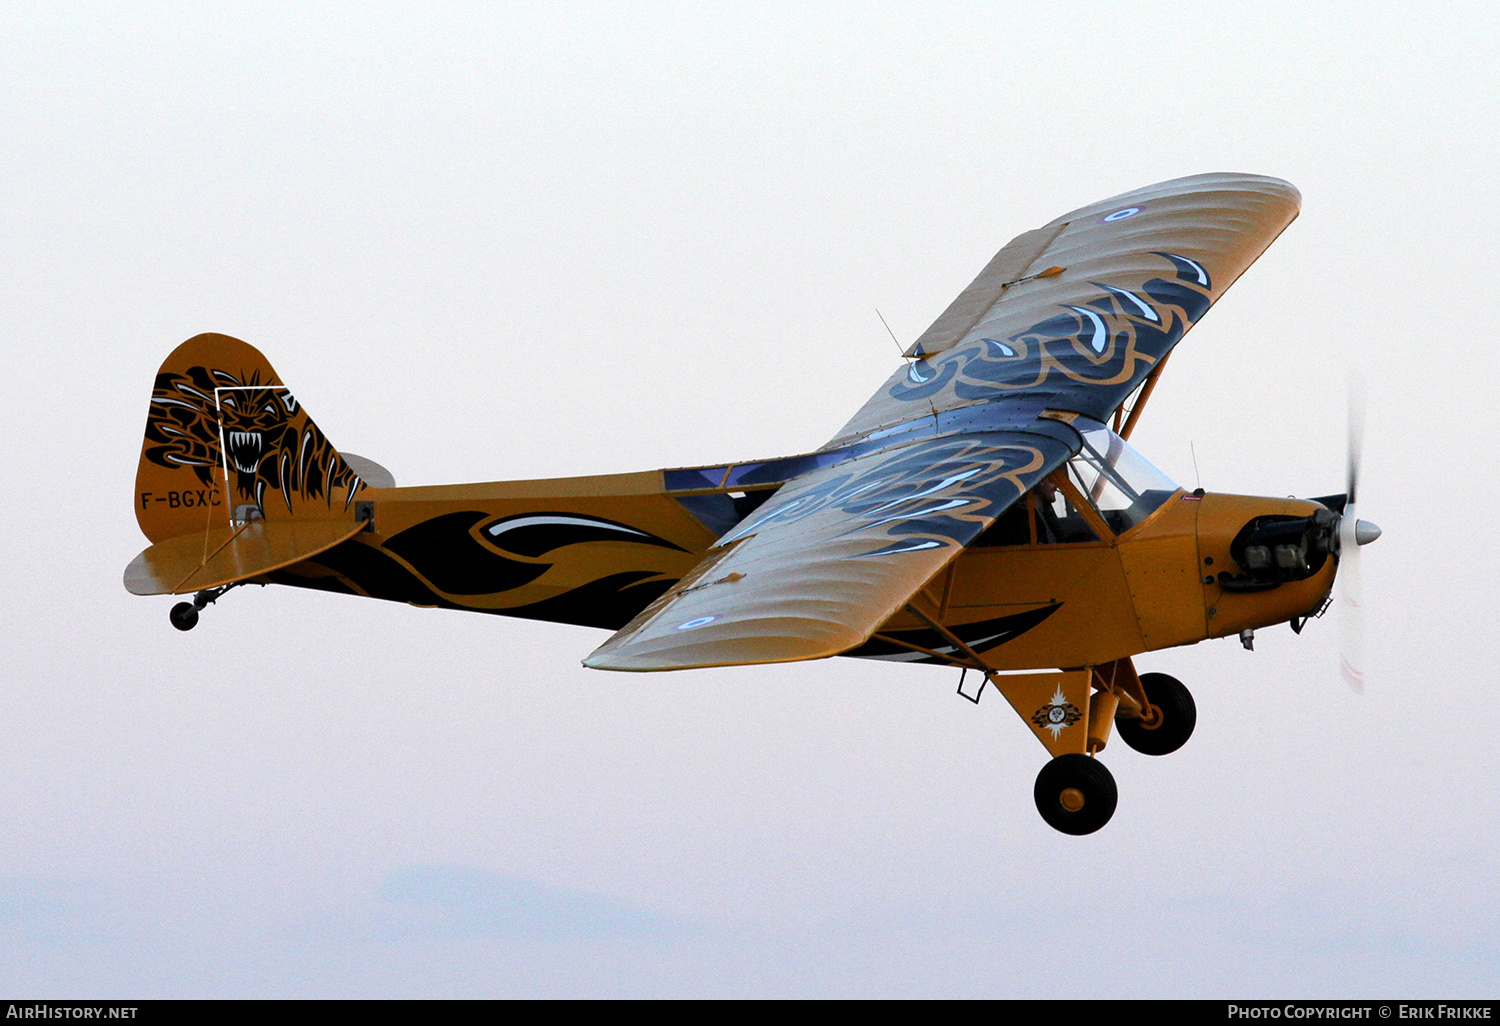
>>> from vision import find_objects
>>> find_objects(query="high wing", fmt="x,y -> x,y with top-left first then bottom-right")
586,173 -> 1299,672
829,172 -> 1300,446
585,420 -> 1077,671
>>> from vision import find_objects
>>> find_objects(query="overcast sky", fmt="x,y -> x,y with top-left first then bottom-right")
2,1 -> 1497,997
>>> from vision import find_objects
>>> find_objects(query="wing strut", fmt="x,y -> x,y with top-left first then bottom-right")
865,602 -> 999,684
1115,353 -> 1171,440
866,628 -> 988,669
904,600 -> 1003,674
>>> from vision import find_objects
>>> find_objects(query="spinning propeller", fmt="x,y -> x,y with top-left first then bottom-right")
1336,379 -> 1381,691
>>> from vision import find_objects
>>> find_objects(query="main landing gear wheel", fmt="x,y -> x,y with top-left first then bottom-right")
1115,671 -> 1196,756
1034,753 -> 1117,835
169,602 -> 199,632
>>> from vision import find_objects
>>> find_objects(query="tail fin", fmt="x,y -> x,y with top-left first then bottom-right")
134,333 -> 366,544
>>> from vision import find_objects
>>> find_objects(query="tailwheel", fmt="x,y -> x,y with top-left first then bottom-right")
168,585 -> 236,632
1115,671 -> 1196,756
1034,753 -> 1117,835
169,602 -> 199,631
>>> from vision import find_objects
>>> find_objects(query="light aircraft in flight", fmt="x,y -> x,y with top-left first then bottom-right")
125,172 -> 1380,834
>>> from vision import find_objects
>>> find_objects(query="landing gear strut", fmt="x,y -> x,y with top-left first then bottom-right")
1115,672 -> 1196,756
168,585 -> 235,632
1034,753 -> 1117,835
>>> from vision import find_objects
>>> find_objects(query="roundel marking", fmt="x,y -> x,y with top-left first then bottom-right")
1103,207 -> 1140,222
677,616 -> 718,631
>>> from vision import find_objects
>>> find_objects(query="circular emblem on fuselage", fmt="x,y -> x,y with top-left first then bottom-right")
1030,685 -> 1083,740
676,616 -> 718,631
1103,207 -> 1140,222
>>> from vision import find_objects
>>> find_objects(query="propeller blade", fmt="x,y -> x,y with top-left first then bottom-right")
1346,372 -> 1365,507
1337,375 -> 1367,692
1337,532 -> 1364,692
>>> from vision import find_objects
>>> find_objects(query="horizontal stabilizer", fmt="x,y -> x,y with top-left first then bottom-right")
124,519 -> 366,596
340,453 -> 395,489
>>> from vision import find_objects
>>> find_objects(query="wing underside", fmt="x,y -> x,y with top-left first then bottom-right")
585,424 -> 1077,671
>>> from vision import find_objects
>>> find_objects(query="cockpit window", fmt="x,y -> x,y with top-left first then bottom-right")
1034,477 -> 1100,543
1065,425 -> 1180,534
971,476 -> 1099,546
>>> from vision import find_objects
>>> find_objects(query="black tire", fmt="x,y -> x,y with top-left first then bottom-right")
1033,753 -> 1117,835
1115,671 -> 1196,756
169,602 -> 199,632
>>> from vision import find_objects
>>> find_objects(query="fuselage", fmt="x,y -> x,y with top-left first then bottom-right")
864,489 -> 1335,669
264,446 -> 1337,671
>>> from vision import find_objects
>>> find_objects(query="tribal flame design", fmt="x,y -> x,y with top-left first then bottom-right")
890,252 -> 1213,404
719,434 -> 1054,558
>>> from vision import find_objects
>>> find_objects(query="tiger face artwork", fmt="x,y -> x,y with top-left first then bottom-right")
143,365 -> 363,521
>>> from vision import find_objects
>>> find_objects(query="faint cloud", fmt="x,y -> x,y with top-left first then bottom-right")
1177,880 -> 1500,961
0,877 -> 108,943
378,865 -> 692,941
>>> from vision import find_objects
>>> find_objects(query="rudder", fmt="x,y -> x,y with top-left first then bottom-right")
134,333 -> 365,544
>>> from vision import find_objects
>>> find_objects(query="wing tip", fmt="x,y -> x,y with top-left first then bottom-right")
1049,171 -> 1301,227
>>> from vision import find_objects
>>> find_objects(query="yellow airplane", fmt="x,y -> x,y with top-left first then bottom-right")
124,172 -> 1381,834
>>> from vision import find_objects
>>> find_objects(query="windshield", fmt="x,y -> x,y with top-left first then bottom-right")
1064,424 -> 1180,535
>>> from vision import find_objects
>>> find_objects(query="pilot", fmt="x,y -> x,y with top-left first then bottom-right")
1031,479 -> 1062,544
974,477 -> 1069,546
